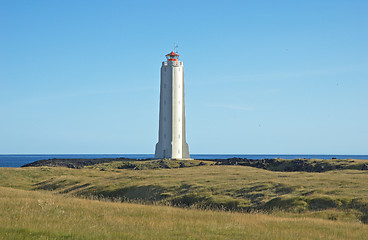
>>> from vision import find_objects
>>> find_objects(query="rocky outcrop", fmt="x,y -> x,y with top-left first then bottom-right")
22,157 -> 367,173
204,158 -> 365,172
21,158 -> 140,168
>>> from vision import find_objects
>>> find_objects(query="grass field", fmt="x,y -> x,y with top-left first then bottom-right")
1,160 -> 368,239
1,186 -> 367,240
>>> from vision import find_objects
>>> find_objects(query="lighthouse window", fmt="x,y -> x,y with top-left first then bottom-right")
178,84 -> 181,88
178,134 -> 180,139
178,150 -> 180,154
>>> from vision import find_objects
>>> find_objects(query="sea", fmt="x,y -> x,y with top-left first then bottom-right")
1,154 -> 368,168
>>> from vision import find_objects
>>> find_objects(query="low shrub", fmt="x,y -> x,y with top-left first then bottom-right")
264,197 -> 308,212
306,196 -> 342,210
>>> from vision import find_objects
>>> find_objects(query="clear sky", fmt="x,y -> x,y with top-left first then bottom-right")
0,0 -> 367,154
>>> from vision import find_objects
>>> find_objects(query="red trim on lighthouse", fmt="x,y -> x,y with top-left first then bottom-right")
166,51 -> 179,57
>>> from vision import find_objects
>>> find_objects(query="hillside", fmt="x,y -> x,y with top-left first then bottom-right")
1,186 -> 367,240
2,160 -> 368,224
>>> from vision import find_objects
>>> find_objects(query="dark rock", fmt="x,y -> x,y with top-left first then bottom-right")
22,157 -> 139,168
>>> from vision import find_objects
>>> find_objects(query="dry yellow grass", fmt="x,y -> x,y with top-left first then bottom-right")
1,186 -> 367,240
1,164 -> 368,239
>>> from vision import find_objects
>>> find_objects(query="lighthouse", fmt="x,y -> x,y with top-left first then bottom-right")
155,51 -> 190,159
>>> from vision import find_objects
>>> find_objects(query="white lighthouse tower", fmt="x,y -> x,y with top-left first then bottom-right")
155,51 -> 190,159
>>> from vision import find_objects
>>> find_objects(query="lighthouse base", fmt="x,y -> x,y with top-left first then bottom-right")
154,142 -> 190,160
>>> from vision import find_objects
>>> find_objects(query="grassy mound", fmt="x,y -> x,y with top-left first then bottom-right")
89,159 -> 212,170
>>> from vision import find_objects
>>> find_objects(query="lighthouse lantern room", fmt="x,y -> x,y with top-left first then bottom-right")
166,51 -> 179,62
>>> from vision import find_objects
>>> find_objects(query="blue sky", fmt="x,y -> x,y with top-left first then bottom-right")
0,0 -> 367,154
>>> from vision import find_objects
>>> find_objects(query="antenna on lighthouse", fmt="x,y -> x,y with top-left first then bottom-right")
174,42 -> 179,53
